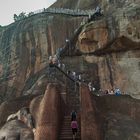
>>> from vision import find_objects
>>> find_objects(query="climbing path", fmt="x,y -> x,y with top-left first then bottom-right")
51,64 -> 81,139
59,116 -> 81,140
31,7 -> 95,17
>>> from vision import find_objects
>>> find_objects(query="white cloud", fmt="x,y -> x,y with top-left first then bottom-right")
0,0 -> 56,26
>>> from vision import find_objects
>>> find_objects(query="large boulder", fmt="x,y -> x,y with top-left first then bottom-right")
0,94 -> 38,128
0,120 -> 34,140
35,83 -> 63,140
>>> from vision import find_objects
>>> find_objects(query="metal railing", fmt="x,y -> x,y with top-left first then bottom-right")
33,8 -> 95,17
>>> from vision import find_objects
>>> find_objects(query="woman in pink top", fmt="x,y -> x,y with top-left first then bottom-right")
71,119 -> 78,140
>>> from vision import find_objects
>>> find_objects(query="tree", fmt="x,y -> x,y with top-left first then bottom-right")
13,12 -> 27,22
18,12 -> 26,19
13,14 -> 18,21
28,12 -> 34,17
0,25 -> 3,32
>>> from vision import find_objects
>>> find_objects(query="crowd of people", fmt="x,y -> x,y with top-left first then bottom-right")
48,52 -> 125,97
88,82 -> 124,97
48,38 -> 125,140
88,82 -> 96,92
48,52 -> 82,84
98,88 -> 122,96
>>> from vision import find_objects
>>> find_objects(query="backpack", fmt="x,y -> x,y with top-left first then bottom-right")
71,112 -> 76,121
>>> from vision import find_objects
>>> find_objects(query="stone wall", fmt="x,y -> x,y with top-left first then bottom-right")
35,83 -> 64,140
0,13 -> 84,100
80,84 -> 101,140
77,2 -> 140,98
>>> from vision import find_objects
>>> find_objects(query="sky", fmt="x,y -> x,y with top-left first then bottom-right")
0,0 -> 56,26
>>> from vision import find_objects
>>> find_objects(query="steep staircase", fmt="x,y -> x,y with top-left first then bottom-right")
59,87 -> 81,139
59,116 -> 81,140
54,65 -> 81,140
48,64 -> 81,139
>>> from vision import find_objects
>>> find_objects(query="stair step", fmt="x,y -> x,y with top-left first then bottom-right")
61,129 -> 80,131
59,114 -> 81,140
60,137 -> 80,139
59,136 -> 80,140
60,133 -> 80,136
60,135 -> 80,137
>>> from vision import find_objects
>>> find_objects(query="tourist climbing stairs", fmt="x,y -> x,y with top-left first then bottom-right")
59,116 -> 81,140
54,64 -> 75,82
54,65 -> 81,139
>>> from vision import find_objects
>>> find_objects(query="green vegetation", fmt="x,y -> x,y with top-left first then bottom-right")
28,12 -> 34,17
0,25 -> 3,32
13,11 -> 35,22
0,25 -> 3,29
13,12 -> 27,22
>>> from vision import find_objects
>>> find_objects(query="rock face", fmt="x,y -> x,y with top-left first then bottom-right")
77,1 -> 140,98
96,95 -> 140,140
0,83 -> 64,140
0,0 -> 139,139
80,84 -> 140,140
0,94 -> 37,128
0,120 -> 34,140
35,83 -> 63,140
80,84 -> 101,140
0,0 -> 139,101
0,83 -> 139,140
104,113 -> 140,140
0,13 -> 84,100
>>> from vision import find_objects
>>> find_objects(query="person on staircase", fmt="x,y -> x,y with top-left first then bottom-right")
62,63 -> 65,71
56,47 -> 63,60
49,55 -> 53,67
52,55 -> 58,65
72,71 -> 78,91
72,71 -> 76,81
78,74 -> 82,82
48,55 -> 53,78
115,87 -> 121,96
67,70 -> 72,77
58,62 -> 61,68
48,55 -> 57,78
95,5 -> 101,16
71,118 -> 78,140
67,70 -> 70,75
71,110 -> 77,121
88,82 -> 92,91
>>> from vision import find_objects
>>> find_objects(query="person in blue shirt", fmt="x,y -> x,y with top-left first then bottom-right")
71,110 -> 77,121
115,88 -> 121,96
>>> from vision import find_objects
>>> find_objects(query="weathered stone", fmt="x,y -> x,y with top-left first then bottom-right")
0,94 -> 38,128
103,113 -> 140,140
29,95 -> 43,127
0,13 -> 84,100
35,83 -> 63,140
80,84 -> 101,140
77,2 -> 140,98
0,0 -> 139,139
0,120 -> 34,140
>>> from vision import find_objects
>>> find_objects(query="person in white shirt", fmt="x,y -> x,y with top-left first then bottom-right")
88,82 -> 92,91
95,6 -> 101,16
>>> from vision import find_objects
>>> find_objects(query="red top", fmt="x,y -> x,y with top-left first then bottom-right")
71,121 -> 78,128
